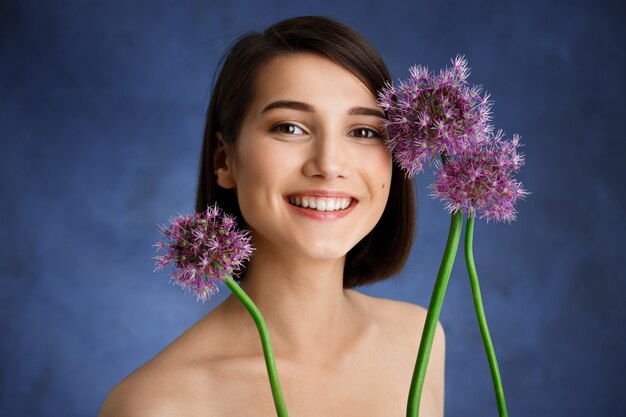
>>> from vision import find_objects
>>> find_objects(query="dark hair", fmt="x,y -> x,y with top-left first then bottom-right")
195,16 -> 416,288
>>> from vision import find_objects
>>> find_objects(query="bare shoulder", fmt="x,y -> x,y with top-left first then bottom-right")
98,363 -> 187,417
353,291 -> 446,416
98,313 -> 225,417
350,290 -> 446,352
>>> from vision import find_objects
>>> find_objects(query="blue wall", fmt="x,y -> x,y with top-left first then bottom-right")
1,1 -> 624,416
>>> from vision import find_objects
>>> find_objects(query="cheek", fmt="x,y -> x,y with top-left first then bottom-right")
372,148 -> 393,192
373,151 -> 393,213
232,142 -> 290,213
241,144 -> 294,187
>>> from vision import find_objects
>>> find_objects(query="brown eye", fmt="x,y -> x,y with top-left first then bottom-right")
271,123 -> 306,135
352,127 -> 381,139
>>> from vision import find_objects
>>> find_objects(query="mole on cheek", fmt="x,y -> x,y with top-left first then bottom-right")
382,183 -> 386,189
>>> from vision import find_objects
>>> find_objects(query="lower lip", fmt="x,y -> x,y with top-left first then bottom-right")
285,199 -> 357,220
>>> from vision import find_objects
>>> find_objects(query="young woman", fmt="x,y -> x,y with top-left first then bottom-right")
99,16 -> 445,417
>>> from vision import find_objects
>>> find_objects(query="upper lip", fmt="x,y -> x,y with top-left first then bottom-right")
285,189 -> 357,200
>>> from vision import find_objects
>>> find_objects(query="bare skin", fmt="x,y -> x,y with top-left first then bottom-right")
98,290 -> 445,417
98,53 -> 446,416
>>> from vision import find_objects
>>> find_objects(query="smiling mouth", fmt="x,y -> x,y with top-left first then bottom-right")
287,196 -> 353,212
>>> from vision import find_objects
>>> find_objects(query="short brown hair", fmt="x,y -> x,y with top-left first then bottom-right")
195,16 -> 416,288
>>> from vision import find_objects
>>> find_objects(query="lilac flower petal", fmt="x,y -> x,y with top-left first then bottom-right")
378,56 -> 528,222
378,56 -> 493,174
428,130 -> 529,223
153,203 -> 255,302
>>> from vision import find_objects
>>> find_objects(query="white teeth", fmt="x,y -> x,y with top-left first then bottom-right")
288,196 -> 352,212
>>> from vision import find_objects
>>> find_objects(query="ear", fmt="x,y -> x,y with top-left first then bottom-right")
214,132 -> 236,189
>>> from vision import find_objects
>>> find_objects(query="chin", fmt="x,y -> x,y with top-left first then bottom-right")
289,240 -> 353,261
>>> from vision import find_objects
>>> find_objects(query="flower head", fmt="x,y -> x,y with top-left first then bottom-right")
153,204 -> 254,302
377,55 -> 492,176
428,130 -> 530,223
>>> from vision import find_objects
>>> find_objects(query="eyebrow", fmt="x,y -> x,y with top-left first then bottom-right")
260,100 -> 385,119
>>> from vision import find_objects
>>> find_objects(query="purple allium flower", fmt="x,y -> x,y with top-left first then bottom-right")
152,204 -> 254,302
428,130 -> 530,223
377,55 -> 493,176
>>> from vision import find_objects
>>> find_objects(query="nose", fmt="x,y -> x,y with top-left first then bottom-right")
302,129 -> 350,180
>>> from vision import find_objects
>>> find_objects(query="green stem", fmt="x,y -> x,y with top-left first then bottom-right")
464,215 -> 508,417
224,276 -> 289,417
407,211 -> 463,417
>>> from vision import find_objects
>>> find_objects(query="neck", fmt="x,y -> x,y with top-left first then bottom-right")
219,241 -> 365,364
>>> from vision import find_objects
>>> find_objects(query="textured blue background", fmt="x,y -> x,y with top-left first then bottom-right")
1,1 -> 625,416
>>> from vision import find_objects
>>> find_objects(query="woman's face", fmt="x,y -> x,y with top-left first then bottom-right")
216,52 -> 392,261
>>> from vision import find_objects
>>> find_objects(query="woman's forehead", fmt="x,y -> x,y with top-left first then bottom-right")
250,53 -> 380,115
